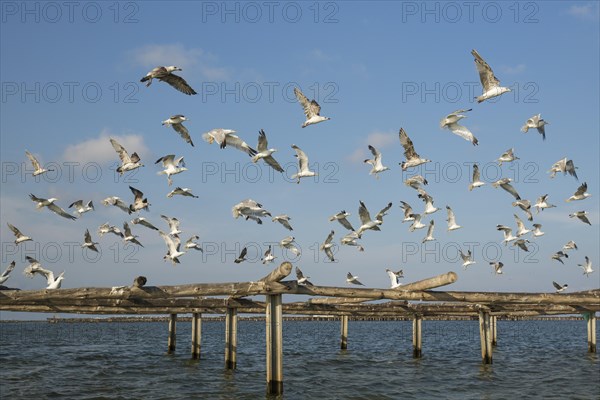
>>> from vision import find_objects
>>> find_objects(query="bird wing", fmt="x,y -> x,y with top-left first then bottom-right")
337,217 -> 355,231
1,261 -> 15,278
84,229 -> 92,243
291,145 -> 310,172
399,128 -> 419,160
578,213 -> 591,225
552,281 -> 562,290
129,186 -> 144,202
7,223 -> 22,237
446,206 -> 456,224
172,124 -> 194,146
294,87 -> 320,118
514,214 -> 526,231
25,150 -> 42,170
159,231 -> 179,254
500,183 -> 521,200
68,200 -> 83,209
110,138 -> 131,163
448,122 -> 477,144
257,129 -> 268,152
159,73 -> 197,95
225,134 -> 257,156
295,267 -> 305,280
473,164 -> 481,182
376,202 -> 393,222
426,220 -> 434,236
324,230 -> 335,245
278,218 -> 293,231
386,269 -> 399,286
47,203 -> 77,220
263,155 -> 284,173
565,160 -> 578,180
123,222 -> 132,236
574,182 -> 587,197
471,49 -> 501,92
358,201 -> 372,225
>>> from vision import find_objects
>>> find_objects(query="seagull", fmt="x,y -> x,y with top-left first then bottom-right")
422,220 -> 435,243
110,138 -> 143,175
512,239 -> 531,252
23,257 -> 64,289
68,200 -> 94,216
0,261 -> 16,285
534,194 -> 556,213
7,223 -> 32,245
364,145 -> 390,178
329,210 -> 355,231
490,261 -> 504,275
123,222 -> 144,247
162,115 -> 194,146
131,217 -> 159,231
521,114 -> 549,140
320,230 -> 336,262
102,196 -> 131,214
566,182 -> 591,202
562,241 -> 578,251
184,235 -> 203,252
29,194 -> 77,220
446,206 -> 462,231
340,231 -> 364,252
532,223 -> 545,237
234,247 -> 248,264
251,129 -> 283,172
167,187 -> 198,198
128,186 -> 150,213
295,267 -> 313,285
279,236 -> 301,256
293,87 -> 330,128
569,211 -> 591,225
155,154 -> 187,186
440,108 -> 478,145
375,202 -> 393,223
512,199 -> 533,221
514,214 -> 531,237
497,148 -> 519,166
492,178 -> 521,200
471,49 -> 511,103
97,223 -> 124,238
551,251 -> 569,264
346,272 -> 365,286
418,189 -> 439,214
552,281 -> 568,293
399,128 -> 431,170
159,230 -> 185,265
549,158 -> 578,179
272,215 -> 293,231
404,175 -> 428,190
202,129 -> 257,156
232,199 -> 271,222
140,66 -> 197,95
262,245 -> 275,264
82,229 -> 99,253
400,201 -> 415,222
460,249 -> 476,269
291,144 -> 317,183
409,213 -> 426,232
469,164 -> 485,191
579,256 -> 594,277
386,268 -> 403,289
25,150 -> 52,176
356,200 -> 383,237
497,225 -> 517,245
161,215 -> 182,236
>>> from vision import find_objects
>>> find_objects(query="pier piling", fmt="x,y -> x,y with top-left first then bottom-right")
340,315 -> 349,350
412,315 -> 422,358
478,311 -> 493,364
266,294 -> 283,395
167,313 -> 177,353
587,313 -> 597,353
225,307 -> 238,369
191,313 -> 201,359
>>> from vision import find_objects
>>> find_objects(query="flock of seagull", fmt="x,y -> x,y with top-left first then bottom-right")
1,49 -> 595,294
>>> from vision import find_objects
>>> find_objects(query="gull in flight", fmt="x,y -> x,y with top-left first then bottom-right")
566,182 -> 591,202
364,145 -> 390,178
404,175 -> 428,190
296,267 -> 313,285
280,236 -> 301,256
386,269 -> 403,289
512,239 -> 531,252
68,200 -> 94,216
460,249 -> 476,269
346,272 -> 365,286
446,206 -> 462,231
471,49 -> 511,103
356,200 -> 383,237
532,223 -> 545,237
329,210 -> 355,231
129,186 -> 150,213
534,194 -> 556,213
418,188 -> 439,214
184,236 -> 203,252
167,187 -> 198,198
0,261 -> 16,285
232,199 -> 271,223
159,231 -> 185,265
123,222 -> 144,247
579,256 -> 594,277
291,144 -> 317,183
272,215 -> 293,231
409,213 -> 426,232
97,223 -> 123,238
551,251 -> 569,264
569,211 -> 591,225
294,87 -> 330,128
549,158 -> 578,180
375,202 -> 393,223
234,247 -> 248,264
514,213 -> 531,237
492,178 -> 521,200
161,215 -> 182,236
399,128 -> 431,170
490,261 -> 504,275
140,66 -> 197,95
202,129 -> 257,156
497,148 -> 519,166
562,240 -> 578,251
552,281 -> 568,293
162,115 -> 194,146
400,201 -> 415,222
262,245 -> 275,264
320,230 -> 336,262
469,164 -> 485,191
82,229 -> 99,253
132,217 -> 159,231
422,220 -> 435,243
29,194 -> 77,220
252,129 -> 284,172
440,108 -> 478,145
340,231 -> 364,252
23,257 -> 64,289
512,199 -> 533,221
25,150 -> 52,176
102,196 -> 131,214
7,223 -> 32,245
497,225 -> 517,245
110,138 -> 143,175
155,154 -> 187,186
521,114 -> 549,140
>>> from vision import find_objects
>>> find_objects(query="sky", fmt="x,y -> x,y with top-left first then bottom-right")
1,1 -> 599,320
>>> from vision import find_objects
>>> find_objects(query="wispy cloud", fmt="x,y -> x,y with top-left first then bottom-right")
346,131 -> 396,163
567,3 -> 599,20
61,129 -> 149,165
500,64 -> 526,75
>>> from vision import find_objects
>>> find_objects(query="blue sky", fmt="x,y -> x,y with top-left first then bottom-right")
1,1 -> 599,319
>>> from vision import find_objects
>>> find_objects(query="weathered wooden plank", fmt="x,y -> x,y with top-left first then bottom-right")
399,272 -> 458,291
259,262 -> 292,283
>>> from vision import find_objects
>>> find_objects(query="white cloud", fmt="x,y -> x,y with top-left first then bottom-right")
61,129 -> 149,165
346,131 -> 396,163
500,64 -> 526,75
567,3 -> 599,20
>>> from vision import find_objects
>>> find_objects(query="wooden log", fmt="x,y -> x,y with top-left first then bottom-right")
167,313 -> 177,353
266,294 -> 283,395
587,313 -> 597,353
340,315 -> 349,350
309,297 -> 374,304
400,272 -> 458,291
225,307 -> 238,369
259,262 -> 292,283
412,315 -> 422,358
191,313 -> 201,360
478,311 -> 492,364
491,315 -> 497,346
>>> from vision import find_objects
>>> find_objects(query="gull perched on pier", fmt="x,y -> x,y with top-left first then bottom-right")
512,199 -> 533,221
132,217 -> 159,231
469,164 -> 485,191
262,245 -> 275,264
232,199 -> 271,223
400,201 -> 415,223
29,194 -> 77,220
159,231 -> 185,265
446,206 -> 462,231
272,215 -> 293,231
409,213 -> 426,232
252,129 -> 284,172
422,220 -> 435,243
184,236 -> 203,252
140,66 -> 197,95
280,236 -> 301,256
129,186 -> 150,213
68,200 -> 94,216
579,256 -> 594,277
399,128 -> 431,170
294,87 -> 330,128
320,230 -> 336,262
492,178 -> 521,200
357,201 -> 383,237
329,210 -> 355,231
569,211 -> 591,225
532,223 -> 545,237
386,268 -> 403,289
161,215 -> 182,236
513,239 -> 531,252
497,225 -> 517,245
25,150 -> 52,176
418,189 -> 439,215
563,241 -> 578,251
551,251 -> 569,264
552,281 -> 568,293
549,158 -> 578,179
7,223 -> 32,245
123,222 -> 144,247
404,175 -> 428,190
202,129 -> 257,156
155,154 -> 187,186
534,194 -> 556,213
102,196 -> 131,214
340,231 -> 364,252
167,187 -> 198,198
364,145 -> 390,178
98,223 -> 123,238
295,267 -> 313,285
346,272 -> 365,286
110,138 -> 143,175
162,115 -> 194,146
497,148 -> 519,166
471,49 -> 511,103
23,257 -> 64,289
521,114 -> 549,140
82,229 -> 99,253
514,214 -> 531,237
234,247 -> 248,264
490,261 -> 504,275
566,182 -> 591,202
291,144 -> 317,183
440,108 -> 478,145
0,261 -> 16,285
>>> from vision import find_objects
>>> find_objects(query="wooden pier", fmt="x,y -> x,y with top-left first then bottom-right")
1,262 -> 598,396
